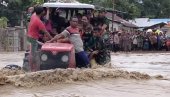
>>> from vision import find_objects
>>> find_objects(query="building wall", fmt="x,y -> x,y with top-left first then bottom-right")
109,22 -> 122,31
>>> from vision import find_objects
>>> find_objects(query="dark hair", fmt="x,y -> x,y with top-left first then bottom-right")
82,15 -> 88,18
93,27 -> 101,32
70,16 -> 78,21
76,13 -> 82,18
34,6 -> 44,15
99,8 -> 106,13
82,15 -> 88,19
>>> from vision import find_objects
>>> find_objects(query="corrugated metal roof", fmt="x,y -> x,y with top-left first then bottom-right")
130,18 -> 170,28
129,18 -> 154,28
150,19 -> 170,24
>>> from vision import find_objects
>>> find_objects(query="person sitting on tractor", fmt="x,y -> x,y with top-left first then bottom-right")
81,15 -> 93,51
51,8 -> 68,34
47,16 -> 89,68
27,6 -> 52,71
87,27 -> 105,67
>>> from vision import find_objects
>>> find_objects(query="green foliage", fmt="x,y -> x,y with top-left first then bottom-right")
142,0 -> 170,18
33,0 -> 45,5
79,0 -> 170,19
0,17 -> 8,28
0,0 -> 33,26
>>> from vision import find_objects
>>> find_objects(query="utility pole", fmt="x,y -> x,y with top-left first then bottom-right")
112,0 -> 115,32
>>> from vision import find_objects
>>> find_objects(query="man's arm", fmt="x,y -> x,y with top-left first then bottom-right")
102,24 -> 107,30
47,29 -> 69,43
101,18 -> 109,35
38,18 -> 52,40
100,24 -> 107,35
47,34 -> 65,43
41,30 -> 53,40
46,7 -> 50,21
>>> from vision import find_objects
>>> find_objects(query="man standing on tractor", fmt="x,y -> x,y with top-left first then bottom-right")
27,6 -> 52,71
47,17 -> 89,68
87,27 -> 105,67
91,8 -> 109,35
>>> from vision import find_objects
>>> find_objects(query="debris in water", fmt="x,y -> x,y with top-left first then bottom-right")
3,68 -> 152,87
0,66 -> 166,88
0,68 -> 24,76
0,74 -> 7,85
154,75 -> 164,79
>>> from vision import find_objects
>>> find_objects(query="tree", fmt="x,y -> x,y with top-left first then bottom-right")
1,0 -> 170,27
141,0 -> 170,18
79,0 -> 170,19
33,0 -> 45,4
0,17 -> 8,28
0,0 -> 45,27
78,0 -> 141,19
0,0 -> 32,26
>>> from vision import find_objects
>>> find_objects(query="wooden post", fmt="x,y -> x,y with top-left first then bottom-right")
112,0 -> 115,32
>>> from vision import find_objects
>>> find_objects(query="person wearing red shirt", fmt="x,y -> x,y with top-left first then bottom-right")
27,6 -> 52,71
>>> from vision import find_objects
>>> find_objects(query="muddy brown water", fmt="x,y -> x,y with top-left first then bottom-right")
0,52 -> 170,97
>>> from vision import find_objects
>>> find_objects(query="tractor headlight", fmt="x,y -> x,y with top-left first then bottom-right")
61,55 -> 69,62
41,54 -> 48,61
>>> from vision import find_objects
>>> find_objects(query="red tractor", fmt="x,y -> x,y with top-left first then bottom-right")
23,43 -> 76,71
22,1 -> 99,71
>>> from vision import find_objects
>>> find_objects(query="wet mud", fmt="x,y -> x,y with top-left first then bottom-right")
0,67 -> 160,87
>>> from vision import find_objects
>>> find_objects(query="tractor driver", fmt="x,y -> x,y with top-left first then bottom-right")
47,17 -> 89,68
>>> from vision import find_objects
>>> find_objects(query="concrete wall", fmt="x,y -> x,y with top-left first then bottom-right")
109,22 -> 122,31
0,27 -> 27,52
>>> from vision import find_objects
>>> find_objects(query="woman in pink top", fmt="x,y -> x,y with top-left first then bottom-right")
45,8 -> 55,36
40,8 -> 55,42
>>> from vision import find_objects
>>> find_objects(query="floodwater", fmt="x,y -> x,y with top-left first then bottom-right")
0,52 -> 170,97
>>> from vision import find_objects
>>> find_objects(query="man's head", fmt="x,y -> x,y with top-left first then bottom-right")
82,16 -> 89,25
76,13 -> 82,22
70,17 -> 78,28
54,8 -> 62,16
93,27 -> 101,37
98,8 -> 106,18
34,6 -> 46,17
86,11 -> 92,19
28,7 -> 34,13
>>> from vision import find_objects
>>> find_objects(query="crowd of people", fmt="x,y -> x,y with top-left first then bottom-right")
109,29 -> 169,52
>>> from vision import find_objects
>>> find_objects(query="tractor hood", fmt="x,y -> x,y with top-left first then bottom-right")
41,43 -> 74,52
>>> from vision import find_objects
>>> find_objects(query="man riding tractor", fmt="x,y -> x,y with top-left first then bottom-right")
47,17 -> 90,68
